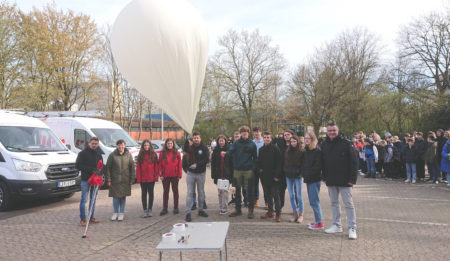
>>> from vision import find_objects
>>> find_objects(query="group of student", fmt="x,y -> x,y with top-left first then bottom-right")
352,129 -> 450,185
77,122 -> 359,240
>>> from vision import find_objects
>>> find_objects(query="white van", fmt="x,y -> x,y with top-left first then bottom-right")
0,111 -> 79,211
42,117 -> 140,165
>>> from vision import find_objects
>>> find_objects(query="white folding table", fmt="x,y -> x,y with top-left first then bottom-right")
156,221 -> 229,261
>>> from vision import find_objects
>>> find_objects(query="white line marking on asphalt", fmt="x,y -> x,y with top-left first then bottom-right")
359,217 -> 449,227
360,196 -> 450,202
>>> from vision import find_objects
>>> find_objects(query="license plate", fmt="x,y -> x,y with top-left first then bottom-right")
57,180 -> 76,188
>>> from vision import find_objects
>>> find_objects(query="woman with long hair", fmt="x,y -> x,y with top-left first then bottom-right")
159,138 -> 182,216
211,135 -> 232,215
303,132 -> 324,229
284,135 -> 305,223
136,140 -> 159,217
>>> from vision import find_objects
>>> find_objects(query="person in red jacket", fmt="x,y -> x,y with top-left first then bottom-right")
136,140 -> 159,218
159,138 -> 182,215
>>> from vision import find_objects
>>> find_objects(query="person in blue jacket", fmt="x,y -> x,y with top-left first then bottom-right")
441,138 -> 450,186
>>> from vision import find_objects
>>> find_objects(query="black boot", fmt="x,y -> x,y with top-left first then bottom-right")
229,206 -> 242,217
247,207 -> 254,219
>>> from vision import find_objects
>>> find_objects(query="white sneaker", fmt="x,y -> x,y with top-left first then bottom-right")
111,213 -> 118,221
349,228 -> 357,240
147,209 -> 153,217
325,225 -> 343,233
404,179 -> 410,183
412,180 -> 416,184
118,213 -> 124,221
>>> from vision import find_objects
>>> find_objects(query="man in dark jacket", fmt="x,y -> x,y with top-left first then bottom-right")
258,131 -> 282,221
402,138 -> 418,183
227,125 -> 257,218
414,132 -> 427,181
182,132 -> 210,222
398,134 -> 411,179
75,137 -> 103,226
321,122 -> 358,240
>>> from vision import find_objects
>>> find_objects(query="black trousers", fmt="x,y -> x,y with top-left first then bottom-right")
400,161 -> 406,178
278,176 -> 287,209
376,160 -> 384,174
262,182 -> 281,215
416,159 -> 425,179
360,158 -> 368,173
384,162 -> 394,178
140,182 -> 155,210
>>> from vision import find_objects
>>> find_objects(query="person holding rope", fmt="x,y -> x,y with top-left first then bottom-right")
76,137 -> 103,226
106,139 -> 135,221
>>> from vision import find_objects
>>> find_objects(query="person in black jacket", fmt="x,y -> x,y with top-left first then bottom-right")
258,131 -> 282,222
402,138 -> 418,183
75,137 -> 103,226
211,135 -> 233,215
321,122 -> 358,240
303,131 -> 324,230
182,132 -> 210,222
276,129 -> 294,212
284,135 -> 305,223
414,132 -> 427,181
399,134 -> 411,179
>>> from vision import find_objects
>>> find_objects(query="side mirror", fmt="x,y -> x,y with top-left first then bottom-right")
66,144 -> 71,150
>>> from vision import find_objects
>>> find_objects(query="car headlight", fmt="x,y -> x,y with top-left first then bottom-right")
12,159 -> 42,172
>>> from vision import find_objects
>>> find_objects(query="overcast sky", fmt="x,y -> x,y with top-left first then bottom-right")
9,0 -> 448,67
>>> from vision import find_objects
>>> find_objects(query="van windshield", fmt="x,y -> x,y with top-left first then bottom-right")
0,126 -> 67,152
91,128 -> 138,148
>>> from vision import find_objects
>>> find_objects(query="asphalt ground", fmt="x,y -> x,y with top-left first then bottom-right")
0,169 -> 449,261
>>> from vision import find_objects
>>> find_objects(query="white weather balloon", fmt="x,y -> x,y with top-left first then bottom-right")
111,0 -> 208,133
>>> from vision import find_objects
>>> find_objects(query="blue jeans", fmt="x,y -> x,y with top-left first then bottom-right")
366,158 -> 376,177
307,181 -> 323,223
79,181 -> 96,221
427,162 -> 440,181
113,197 -> 126,213
405,163 -> 416,181
286,177 -> 303,212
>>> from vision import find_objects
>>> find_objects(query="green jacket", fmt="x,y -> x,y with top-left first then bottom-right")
106,149 -> 135,198
228,137 -> 257,171
424,141 -> 437,164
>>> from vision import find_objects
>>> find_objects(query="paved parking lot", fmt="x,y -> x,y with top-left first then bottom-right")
0,169 -> 449,261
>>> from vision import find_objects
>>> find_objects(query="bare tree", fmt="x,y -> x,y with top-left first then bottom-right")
289,27 -> 381,134
211,29 -> 285,130
102,25 -> 123,121
400,11 -> 450,95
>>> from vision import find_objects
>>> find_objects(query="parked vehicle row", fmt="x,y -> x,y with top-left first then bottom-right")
0,111 -> 183,211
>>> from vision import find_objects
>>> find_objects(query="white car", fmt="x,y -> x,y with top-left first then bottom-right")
0,111 -> 79,211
